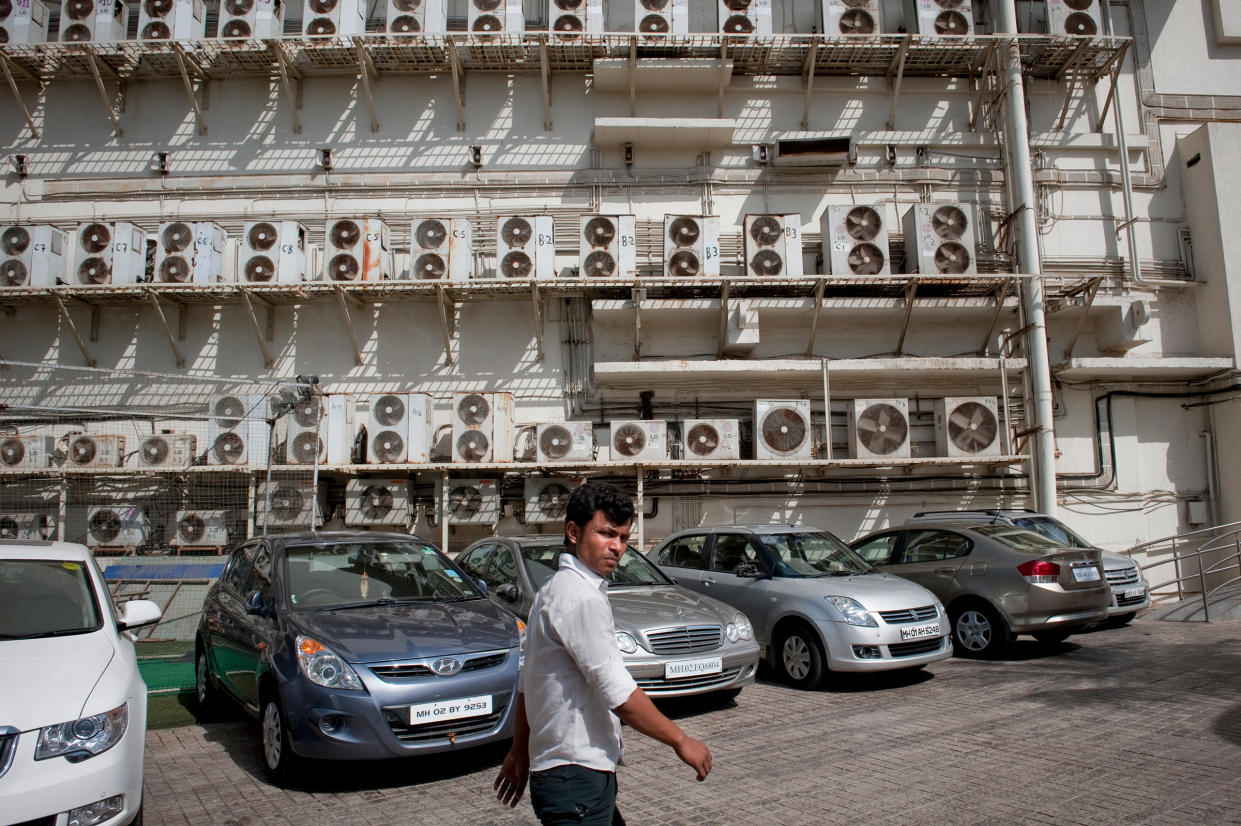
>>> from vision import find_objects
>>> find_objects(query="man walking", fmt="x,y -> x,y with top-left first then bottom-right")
494,480 -> 712,824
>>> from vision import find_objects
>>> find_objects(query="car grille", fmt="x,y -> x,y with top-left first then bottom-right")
0,730 -> 16,780
644,625 -> 722,655
636,667 -> 742,695
1106,566 -> 1141,586
877,605 -> 938,624
385,692 -> 511,744
1117,591 -> 1147,606
369,651 -> 509,682
888,637 -> 946,658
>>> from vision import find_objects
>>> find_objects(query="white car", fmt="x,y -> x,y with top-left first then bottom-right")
0,540 -> 162,826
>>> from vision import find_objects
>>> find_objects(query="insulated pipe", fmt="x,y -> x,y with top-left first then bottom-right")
994,0 -> 1059,516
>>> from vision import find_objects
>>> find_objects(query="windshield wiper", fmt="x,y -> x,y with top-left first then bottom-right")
1,627 -> 96,639
321,596 -> 436,611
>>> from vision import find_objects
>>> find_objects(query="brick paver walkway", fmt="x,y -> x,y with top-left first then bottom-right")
143,618 -> 1241,825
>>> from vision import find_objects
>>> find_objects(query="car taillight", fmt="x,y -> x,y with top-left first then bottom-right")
1018,559 -> 1060,584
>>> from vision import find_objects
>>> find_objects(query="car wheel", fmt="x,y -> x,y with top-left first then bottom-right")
1032,628 -> 1073,645
776,625 -> 825,689
195,650 -> 221,720
951,603 -> 1007,658
261,693 -> 299,785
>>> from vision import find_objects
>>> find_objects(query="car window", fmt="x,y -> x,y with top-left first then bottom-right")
658,535 -> 708,570
518,543 -> 562,589
245,543 -> 274,597
0,558 -> 103,639
853,533 -> 901,565
518,544 -> 671,589
221,542 -> 257,594
458,544 -> 494,580
972,525 -> 1063,551
711,534 -> 759,573
758,532 -> 872,577
1012,517 -> 1093,549
489,546 -> 519,587
900,530 -> 971,563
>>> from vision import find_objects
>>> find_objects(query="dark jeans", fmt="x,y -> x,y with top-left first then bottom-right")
529,764 -> 626,826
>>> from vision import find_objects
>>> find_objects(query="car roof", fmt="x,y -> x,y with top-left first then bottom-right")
268,530 -> 440,547
0,539 -> 93,560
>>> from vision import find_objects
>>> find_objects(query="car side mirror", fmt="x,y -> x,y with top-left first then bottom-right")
245,590 -> 272,618
496,583 -> 522,602
474,578 -> 488,596
734,562 -> 763,578
118,599 -> 162,631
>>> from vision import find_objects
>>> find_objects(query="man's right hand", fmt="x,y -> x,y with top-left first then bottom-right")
674,736 -> 712,781
494,747 -> 530,808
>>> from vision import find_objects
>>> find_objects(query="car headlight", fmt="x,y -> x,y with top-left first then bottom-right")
826,596 -> 878,627
296,635 -> 364,691
725,613 -> 753,642
615,630 -> 639,654
36,702 -> 128,762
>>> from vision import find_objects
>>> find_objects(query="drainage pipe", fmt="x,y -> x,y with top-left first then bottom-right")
995,0 -> 1059,516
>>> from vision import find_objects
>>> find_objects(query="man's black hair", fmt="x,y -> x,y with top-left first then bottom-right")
565,480 -> 634,544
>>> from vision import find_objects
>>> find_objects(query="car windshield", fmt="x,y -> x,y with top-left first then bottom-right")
284,539 -> 482,611
757,532 -> 873,577
518,544 -> 672,590
1012,517 -> 1094,549
0,558 -> 103,640
971,525 -> 1065,551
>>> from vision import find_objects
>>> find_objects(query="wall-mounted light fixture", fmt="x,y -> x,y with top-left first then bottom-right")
623,143 -> 634,169
151,151 -> 169,176
318,147 -> 333,172
11,155 -> 28,178
469,145 -> 483,168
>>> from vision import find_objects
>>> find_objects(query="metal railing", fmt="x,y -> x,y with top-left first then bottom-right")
1123,521 -> 1241,621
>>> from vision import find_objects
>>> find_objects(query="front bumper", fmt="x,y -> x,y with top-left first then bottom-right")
0,698 -> 144,826
623,640 -> 761,697
280,648 -> 520,761
1107,576 -> 1151,617
817,616 -> 953,672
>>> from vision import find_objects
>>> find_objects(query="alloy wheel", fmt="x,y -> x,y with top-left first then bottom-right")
782,634 -> 812,680
955,609 -> 993,652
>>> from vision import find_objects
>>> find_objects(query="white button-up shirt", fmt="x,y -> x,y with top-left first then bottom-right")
520,551 -> 638,773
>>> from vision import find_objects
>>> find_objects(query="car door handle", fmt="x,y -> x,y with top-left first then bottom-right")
935,567 -> 955,574
703,578 -> 716,586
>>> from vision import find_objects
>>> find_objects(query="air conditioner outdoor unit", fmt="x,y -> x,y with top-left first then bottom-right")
218,0 -> 283,37
0,435 -> 58,469
87,506 -> 147,547
719,0 -> 771,36
240,220 -> 306,283
368,392 -> 434,464
452,392 -> 514,463
60,0 -> 130,42
154,221 -> 225,284
536,421 -> 594,463
579,215 -> 636,279
324,218 -> 392,282
497,216 -> 555,280
743,214 -> 802,278
169,510 -> 229,546
2,226 -> 68,288
0,513 -> 58,541
443,478 -> 500,525
682,419 -> 741,460
823,204 -> 892,276
1046,0 -> 1100,35
384,0 -> 446,33
635,0 -> 687,35
823,0 -> 881,34
66,434 -> 125,468
934,396 -> 1002,458
551,0 -> 602,38
410,217 -> 472,281
256,479 -> 322,528
1,0 -> 49,44
664,215 -> 720,278
902,203 -> 978,275
73,222 -> 147,286
138,434 -> 198,468
468,0 -> 522,34
345,478 -> 413,526
207,393 -> 271,467
524,477 -> 580,523
282,393 -> 355,466
753,400 -> 812,460
913,0 -> 974,36
138,0 -> 205,39
303,0 -> 364,36
609,420 -> 667,463
848,398 -> 911,460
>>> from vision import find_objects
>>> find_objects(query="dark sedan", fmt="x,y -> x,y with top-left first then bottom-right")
195,531 -> 522,784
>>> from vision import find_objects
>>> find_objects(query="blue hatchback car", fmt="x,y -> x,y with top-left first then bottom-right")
195,531 -> 522,784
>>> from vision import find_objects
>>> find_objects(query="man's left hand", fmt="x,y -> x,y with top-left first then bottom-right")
494,747 -> 530,808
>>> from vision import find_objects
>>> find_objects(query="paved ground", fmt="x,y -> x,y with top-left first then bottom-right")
144,618 -> 1241,826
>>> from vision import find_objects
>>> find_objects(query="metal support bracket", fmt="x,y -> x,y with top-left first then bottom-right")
980,281 -> 1011,356
270,40 -> 304,134
805,278 -> 826,357
0,50 -> 41,138
447,37 -> 466,131
145,290 -> 186,368
715,280 -> 730,359
52,294 -> 96,367
172,43 -> 208,135
632,287 -> 645,360
1055,40 -> 1091,131
436,284 -> 456,366
885,35 -> 912,131
969,39 -> 998,132
531,283 -> 545,361
893,279 -> 919,357
717,41 -> 728,118
334,286 -> 365,366
354,38 -> 380,133
628,36 -> 637,117
1096,42 -> 1130,130
1061,276 -> 1104,361
801,36 -> 820,131
539,35 -> 552,130
238,288 -> 275,369
82,46 -> 123,137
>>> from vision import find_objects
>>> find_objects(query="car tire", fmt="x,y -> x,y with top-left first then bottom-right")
950,603 -> 1007,658
261,692 -> 299,785
775,625 -> 825,689
195,649 -> 221,720
1032,629 -> 1073,645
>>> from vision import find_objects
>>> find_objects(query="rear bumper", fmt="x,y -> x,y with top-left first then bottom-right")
1005,585 -> 1111,633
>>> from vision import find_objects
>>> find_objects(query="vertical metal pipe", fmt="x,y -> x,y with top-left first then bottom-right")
995,0 -> 1059,517
821,358 -> 832,460
636,469 -> 645,553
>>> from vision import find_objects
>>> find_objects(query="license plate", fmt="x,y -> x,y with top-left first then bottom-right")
900,622 -> 941,641
1072,565 -> 1101,583
1124,586 -> 1145,599
409,695 -> 492,726
665,657 -> 722,679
